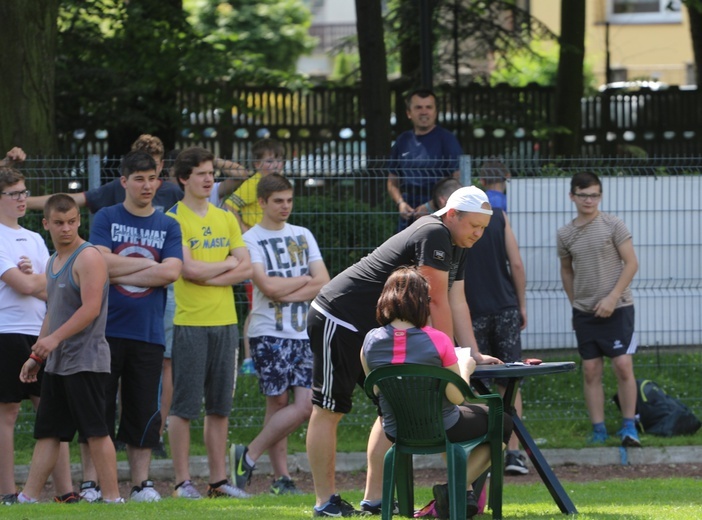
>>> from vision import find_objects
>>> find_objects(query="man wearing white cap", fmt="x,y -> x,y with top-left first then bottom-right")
306,186 -> 501,517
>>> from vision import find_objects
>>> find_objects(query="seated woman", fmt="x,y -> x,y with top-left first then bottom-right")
360,266 -> 513,519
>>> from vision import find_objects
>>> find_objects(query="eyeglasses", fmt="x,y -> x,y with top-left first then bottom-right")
0,189 -> 31,200
573,192 -> 601,201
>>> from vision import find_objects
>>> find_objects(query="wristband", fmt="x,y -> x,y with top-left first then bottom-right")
397,199 -> 404,207
29,353 -> 44,365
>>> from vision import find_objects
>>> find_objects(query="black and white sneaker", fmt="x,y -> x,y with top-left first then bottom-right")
505,452 -> 529,475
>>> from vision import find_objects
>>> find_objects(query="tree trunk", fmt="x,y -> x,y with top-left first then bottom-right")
553,0 -> 585,157
0,0 -> 59,155
355,0 -> 391,207
688,4 -> 702,87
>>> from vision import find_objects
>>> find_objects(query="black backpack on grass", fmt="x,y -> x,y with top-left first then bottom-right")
613,379 -> 702,437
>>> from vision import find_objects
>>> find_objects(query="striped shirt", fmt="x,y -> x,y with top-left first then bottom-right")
557,212 -> 634,313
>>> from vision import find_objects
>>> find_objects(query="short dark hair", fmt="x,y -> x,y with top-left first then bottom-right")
121,150 -> 157,178
252,139 -> 284,162
405,88 -> 437,109
0,167 -> 24,193
257,173 -> 292,201
480,159 -> 510,185
173,146 -> 215,182
570,171 -> 602,194
376,266 -> 431,328
131,134 -> 165,160
44,193 -> 78,219
432,177 -> 461,210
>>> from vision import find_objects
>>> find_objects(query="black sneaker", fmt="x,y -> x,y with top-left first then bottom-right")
313,494 -> 370,517
2,493 -> 18,505
505,452 -> 530,475
432,484 -> 449,519
466,489 -> 478,518
230,444 -> 255,490
359,499 -> 399,515
53,491 -> 81,503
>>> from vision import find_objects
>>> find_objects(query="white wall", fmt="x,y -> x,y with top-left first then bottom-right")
508,176 -> 702,349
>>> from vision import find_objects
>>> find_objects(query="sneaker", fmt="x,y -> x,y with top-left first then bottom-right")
618,425 -> 642,447
173,480 -> 202,499
103,497 -> 126,504
152,440 -> 168,459
587,429 -> 609,444
432,484 -> 449,519
206,481 -> 251,499
270,476 -> 303,495
230,443 -> 255,489
2,493 -> 18,505
360,499 -> 399,515
466,489 -> 478,519
505,452 -> 530,475
79,481 -> 102,503
239,358 -> 256,375
314,494 -> 370,517
130,480 -> 162,502
53,491 -> 81,503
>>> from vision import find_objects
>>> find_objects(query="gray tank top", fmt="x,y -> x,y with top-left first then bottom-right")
44,242 -> 110,375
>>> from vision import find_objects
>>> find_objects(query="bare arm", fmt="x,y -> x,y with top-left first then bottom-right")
216,178 -> 244,200
277,259 -> 330,303
110,257 -> 183,287
181,245 -> 239,282
419,264 -> 452,339
2,147 -> 26,166
559,255 -> 575,305
450,280 -> 501,365
214,157 -> 248,180
445,357 -> 476,405
387,173 -> 413,220
594,238 -> 638,318
1,268 -> 46,299
250,263 -> 310,300
95,245 -> 157,278
30,247 -> 107,359
202,246 -> 252,286
503,213 -> 527,330
26,192 -> 86,212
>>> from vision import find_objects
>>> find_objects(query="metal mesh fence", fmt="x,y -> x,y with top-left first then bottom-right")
10,154 -> 702,444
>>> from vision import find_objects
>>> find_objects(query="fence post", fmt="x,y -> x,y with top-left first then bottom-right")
87,154 -> 101,224
459,154 -> 472,186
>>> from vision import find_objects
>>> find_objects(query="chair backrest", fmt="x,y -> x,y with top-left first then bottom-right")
364,364 -> 479,451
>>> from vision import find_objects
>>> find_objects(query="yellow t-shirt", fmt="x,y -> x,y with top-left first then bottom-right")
167,202 -> 245,326
223,172 -> 262,228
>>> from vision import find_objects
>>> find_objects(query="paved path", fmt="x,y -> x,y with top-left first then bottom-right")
14,446 -> 702,483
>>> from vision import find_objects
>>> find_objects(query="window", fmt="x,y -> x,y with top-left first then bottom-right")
608,0 -> 682,24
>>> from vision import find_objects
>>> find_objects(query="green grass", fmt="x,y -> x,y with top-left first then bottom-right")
3,478 -> 701,519
13,348 -> 702,465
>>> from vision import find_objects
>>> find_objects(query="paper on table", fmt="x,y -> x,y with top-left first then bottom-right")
455,346 -> 471,362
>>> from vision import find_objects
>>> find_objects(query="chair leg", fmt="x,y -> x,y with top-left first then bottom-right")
447,444 -> 467,520
488,442 -> 503,519
382,448 -> 396,520
395,453 -> 414,517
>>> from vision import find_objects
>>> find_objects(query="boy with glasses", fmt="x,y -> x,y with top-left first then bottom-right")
557,171 -> 641,447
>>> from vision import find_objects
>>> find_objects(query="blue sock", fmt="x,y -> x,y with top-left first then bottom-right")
622,418 -> 635,429
592,422 -> 606,433
361,499 -> 382,507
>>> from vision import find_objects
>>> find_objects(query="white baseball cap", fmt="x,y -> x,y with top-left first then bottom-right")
434,185 -> 493,216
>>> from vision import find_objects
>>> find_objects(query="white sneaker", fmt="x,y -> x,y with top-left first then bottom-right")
79,481 -> 102,502
207,481 -> 251,499
130,480 -> 162,502
103,497 -> 125,504
173,480 -> 202,499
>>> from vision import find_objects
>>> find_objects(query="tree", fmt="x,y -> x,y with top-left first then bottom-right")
193,0 -> 316,74
355,0 -> 391,207
0,0 -> 60,154
686,0 -> 702,86
553,0 -> 585,157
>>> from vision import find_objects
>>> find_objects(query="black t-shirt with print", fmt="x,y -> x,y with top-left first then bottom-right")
315,215 -> 465,333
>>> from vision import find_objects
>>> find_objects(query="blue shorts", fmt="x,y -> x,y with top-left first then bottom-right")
249,336 -> 312,397
573,306 -> 637,360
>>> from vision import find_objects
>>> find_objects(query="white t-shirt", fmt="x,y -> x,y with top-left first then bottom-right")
209,181 -> 224,207
243,223 -> 323,340
0,224 -> 49,335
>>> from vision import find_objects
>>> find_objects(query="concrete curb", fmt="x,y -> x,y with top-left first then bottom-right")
15,446 -> 702,483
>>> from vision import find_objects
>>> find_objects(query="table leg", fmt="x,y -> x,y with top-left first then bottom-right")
473,378 -> 578,515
